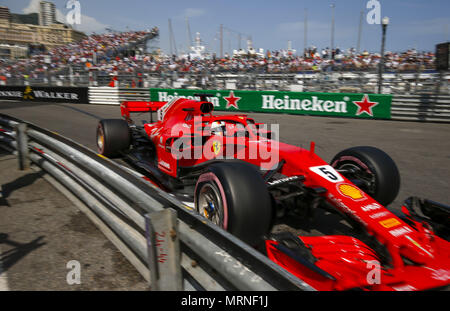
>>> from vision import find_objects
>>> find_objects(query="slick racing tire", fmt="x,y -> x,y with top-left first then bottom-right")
97,119 -> 131,158
331,146 -> 400,206
194,162 -> 273,245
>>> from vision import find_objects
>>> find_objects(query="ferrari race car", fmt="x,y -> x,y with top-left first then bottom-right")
96,94 -> 450,291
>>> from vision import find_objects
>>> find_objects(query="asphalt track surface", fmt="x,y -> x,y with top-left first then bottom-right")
1,100 -> 449,289
0,150 -> 147,290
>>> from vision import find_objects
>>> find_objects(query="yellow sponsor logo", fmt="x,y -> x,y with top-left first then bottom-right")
212,140 -> 221,155
379,217 -> 401,228
23,86 -> 34,100
337,183 -> 365,200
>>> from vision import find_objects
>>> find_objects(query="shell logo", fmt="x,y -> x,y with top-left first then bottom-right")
337,183 -> 366,201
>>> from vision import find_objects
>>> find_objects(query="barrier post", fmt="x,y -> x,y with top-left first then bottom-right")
15,123 -> 29,170
145,208 -> 183,291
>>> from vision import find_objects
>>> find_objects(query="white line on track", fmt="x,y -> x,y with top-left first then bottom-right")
0,246 -> 10,291
399,128 -> 423,133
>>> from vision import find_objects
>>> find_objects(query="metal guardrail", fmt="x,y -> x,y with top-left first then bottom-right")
88,86 -> 119,105
391,94 -> 450,122
88,87 -> 150,105
4,70 -> 449,95
0,113 -> 313,291
118,88 -> 151,102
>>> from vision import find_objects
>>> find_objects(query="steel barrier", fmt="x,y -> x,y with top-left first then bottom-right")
88,86 -> 119,105
0,113 -> 313,291
391,94 -> 450,122
88,87 -> 150,105
4,70 -> 449,95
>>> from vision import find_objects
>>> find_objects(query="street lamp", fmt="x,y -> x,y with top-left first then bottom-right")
378,17 -> 389,94
330,4 -> 335,59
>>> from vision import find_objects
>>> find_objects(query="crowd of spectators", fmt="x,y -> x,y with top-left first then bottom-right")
0,28 -> 438,85
154,47 -> 436,74
0,28 -> 158,84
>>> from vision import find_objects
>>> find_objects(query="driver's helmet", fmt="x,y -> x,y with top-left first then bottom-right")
210,121 -> 225,135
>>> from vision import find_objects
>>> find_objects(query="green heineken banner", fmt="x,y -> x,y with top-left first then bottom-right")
150,88 -> 392,119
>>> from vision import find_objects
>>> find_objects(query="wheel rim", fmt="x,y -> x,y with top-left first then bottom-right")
97,126 -> 105,153
336,162 -> 377,194
197,183 -> 224,227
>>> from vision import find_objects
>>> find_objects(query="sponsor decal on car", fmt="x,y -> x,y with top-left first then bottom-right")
430,269 -> 450,282
268,176 -> 302,187
328,193 -> 354,215
327,193 -> 368,227
369,211 -> 391,219
392,284 -> 417,291
157,97 -> 177,121
337,183 -> 366,201
159,160 -> 171,169
361,203 -> 382,212
379,218 -> 401,228
309,165 -> 344,183
389,226 -> 413,237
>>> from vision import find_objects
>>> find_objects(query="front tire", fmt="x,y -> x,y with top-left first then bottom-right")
97,119 -> 131,158
194,162 -> 273,245
331,146 -> 400,206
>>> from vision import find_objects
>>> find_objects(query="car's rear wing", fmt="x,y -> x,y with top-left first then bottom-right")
120,101 -> 167,123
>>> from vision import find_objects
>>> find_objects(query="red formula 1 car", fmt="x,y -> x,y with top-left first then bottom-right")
96,94 -> 450,291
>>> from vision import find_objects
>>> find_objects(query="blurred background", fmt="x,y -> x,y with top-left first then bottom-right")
0,0 -> 449,94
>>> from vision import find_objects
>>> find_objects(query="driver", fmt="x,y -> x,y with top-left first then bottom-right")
210,121 -> 225,136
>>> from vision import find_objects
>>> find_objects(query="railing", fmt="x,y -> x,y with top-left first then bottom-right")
390,94 -> 450,122
0,113 -> 313,291
2,70 -> 449,95
88,87 -> 150,105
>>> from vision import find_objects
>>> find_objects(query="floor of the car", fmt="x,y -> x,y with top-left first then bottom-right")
272,208 -> 356,238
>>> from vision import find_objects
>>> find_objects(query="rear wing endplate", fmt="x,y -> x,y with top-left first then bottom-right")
120,101 -> 167,122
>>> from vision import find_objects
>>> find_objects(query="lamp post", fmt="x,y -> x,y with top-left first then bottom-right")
330,3 -> 335,61
378,16 -> 389,94
304,8 -> 308,57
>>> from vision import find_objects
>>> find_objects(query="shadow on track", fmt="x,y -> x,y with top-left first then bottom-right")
0,233 -> 46,273
0,170 -> 45,207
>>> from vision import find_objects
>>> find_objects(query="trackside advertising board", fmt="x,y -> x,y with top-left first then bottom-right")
0,85 -> 88,104
150,88 -> 392,119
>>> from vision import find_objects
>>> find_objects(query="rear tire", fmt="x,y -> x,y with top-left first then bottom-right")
194,162 -> 273,245
331,146 -> 400,206
97,119 -> 131,158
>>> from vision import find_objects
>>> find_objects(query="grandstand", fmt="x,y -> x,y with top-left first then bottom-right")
0,26 -> 448,95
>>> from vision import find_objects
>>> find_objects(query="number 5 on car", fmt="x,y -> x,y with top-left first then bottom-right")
309,165 -> 344,183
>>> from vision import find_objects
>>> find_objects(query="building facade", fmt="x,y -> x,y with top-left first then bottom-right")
39,1 -> 56,26
0,5 -> 86,58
